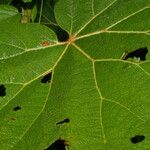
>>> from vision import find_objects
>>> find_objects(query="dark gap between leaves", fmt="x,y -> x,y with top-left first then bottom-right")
45,139 -> 69,150
11,0 -> 36,12
55,27 -> 69,42
11,0 -> 69,42
0,85 -> 6,97
40,0 -> 69,42
56,118 -> 70,125
49,0 -> 59,9
131,135 -> 145,144
123,47 -> 148,61
13,106 -> 22,111
41,72 -> 52,83
11,0 -> 37,23
45,25 -> 69,42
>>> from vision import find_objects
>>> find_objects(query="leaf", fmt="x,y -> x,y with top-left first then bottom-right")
37,0 -> 57,26
35,0 -> 69,42
0,5 -> 19,22
0,0 -> 150,150
22,0 -> 32,2
30,3 -> 37,22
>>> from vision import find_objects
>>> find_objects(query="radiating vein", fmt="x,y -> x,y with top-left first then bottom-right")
0,41 -> 25,50
0,86 -> 24,111
93,62 -> 106,143
0,43 -> 63,61
75,30 -> 149,41
72,43 -> 93,61
11,44 -> 70,147
104,98 -> 145,122
74,5 -> 149,40
12,72 -> 53,148
0,44 -> 68,113
0,68 -> 51,111
95,59 -> 150,79
74,0 -> 117,36
106,6 -> 149,30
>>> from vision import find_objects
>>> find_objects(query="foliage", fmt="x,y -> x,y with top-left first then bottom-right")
0,0 -> 150,149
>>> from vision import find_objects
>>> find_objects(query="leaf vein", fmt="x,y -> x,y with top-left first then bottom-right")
106,6 -> 149,30
93,62 -> 106,143
104,98 -> 145,122
74,0 -> 117,36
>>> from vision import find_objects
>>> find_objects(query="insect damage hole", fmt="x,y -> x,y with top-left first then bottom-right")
13,106 -> 22,111
131,135 -> 145,144
41,72 -> 52,83
45,139 -> 69,150
122,47 -> 148,61
0,85 -> 6,97
56,118 -> 70,125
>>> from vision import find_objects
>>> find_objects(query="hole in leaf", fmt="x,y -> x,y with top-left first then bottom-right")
131,135 -> 145,144
13,106 -> 22,111
56,118 -> 70,125
123,47 -> 148,61
41,72 -> 52,83
0,85 -> 6,97
45,139 -> 69,150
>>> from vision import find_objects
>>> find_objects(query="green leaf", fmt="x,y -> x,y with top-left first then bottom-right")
37,0 -> 57,25
22,0 -> 32,2
31,4 -> 37,22
0,0 -> 150,150
36,0 -> 69,42
0,5 -> 19,22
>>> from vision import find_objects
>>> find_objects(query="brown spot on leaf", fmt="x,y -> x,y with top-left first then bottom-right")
41,41 -> 52,47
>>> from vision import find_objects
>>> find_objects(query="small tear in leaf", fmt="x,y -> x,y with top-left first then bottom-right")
123,47 -> 148,61
41,72 -> 52,83
0,85 -> 6,97
56,118 -> 70,125
45,139 -> 69,150
131,135 -> 145,144
13,106 -> 21,111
